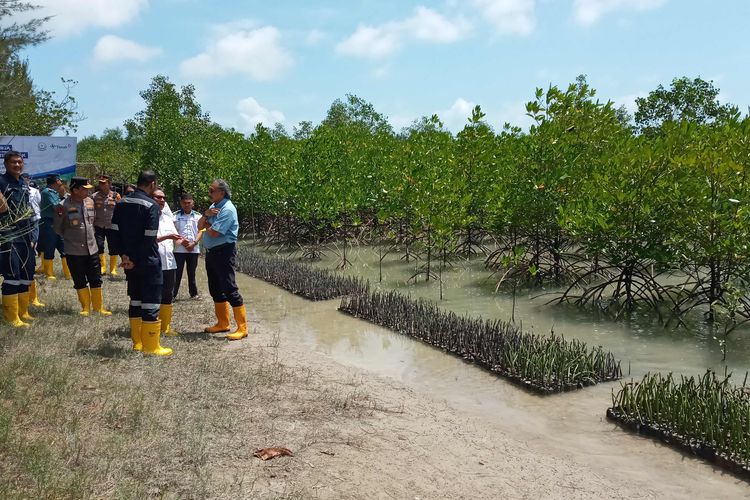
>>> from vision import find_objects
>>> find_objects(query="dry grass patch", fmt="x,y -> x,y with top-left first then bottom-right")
0,277 -> 381,499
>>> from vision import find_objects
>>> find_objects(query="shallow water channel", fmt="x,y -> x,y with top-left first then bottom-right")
256,243 -> 750,377
240,244 -> 750,496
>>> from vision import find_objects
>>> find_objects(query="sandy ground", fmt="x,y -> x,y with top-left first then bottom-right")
3,263 -> 747,499
239,322 -> 631,499
216,271 -> 750,499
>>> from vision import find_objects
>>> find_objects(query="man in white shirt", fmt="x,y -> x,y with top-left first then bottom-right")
152,189 -> 183,336
173,192 -> 202,299
22,174 -> 45,307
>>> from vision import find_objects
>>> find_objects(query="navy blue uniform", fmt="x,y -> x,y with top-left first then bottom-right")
39,186 -> 65,260
0,172 -> 34,295
108,189 -> 162,321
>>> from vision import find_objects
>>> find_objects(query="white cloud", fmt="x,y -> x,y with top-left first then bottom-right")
439,98 -> 476,131
92,35 -> 162,63
405,6 -> 472,43
472,0 -> 536,36
238,97 -> 285,131
181,24 -> 293,81
33,0 -> 148,36
336,6 -> 471,60
573,0 -> 667,26
337,25 -> 401,59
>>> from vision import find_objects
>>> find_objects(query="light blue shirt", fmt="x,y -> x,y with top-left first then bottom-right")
203,197 -> 238,249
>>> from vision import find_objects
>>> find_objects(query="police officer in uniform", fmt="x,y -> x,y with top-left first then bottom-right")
53,177 -> 112,316
0,151 -> 35,327
108,171 -> 172,356
92,174 -> 121,276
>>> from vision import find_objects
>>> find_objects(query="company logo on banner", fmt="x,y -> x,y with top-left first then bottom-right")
0,136 -> 77,179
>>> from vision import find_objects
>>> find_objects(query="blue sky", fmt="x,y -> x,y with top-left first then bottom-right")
15,0 -> 750,138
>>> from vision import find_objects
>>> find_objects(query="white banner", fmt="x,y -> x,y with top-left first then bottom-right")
0,136 -> 77,179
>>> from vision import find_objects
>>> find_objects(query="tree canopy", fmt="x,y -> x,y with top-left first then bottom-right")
0,1 -> 79,135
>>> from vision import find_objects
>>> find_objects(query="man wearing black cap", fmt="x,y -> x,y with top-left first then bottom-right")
0,151 -> 35,327
92,174 -> 121,276
109,170 -> 172,356
53,177 -> 112,316
39,173 -> 71,279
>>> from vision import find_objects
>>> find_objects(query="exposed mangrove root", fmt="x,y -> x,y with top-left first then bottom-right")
485,238 -> 589,287
608,370 -> 750,483
339,290 -> 623,394
553,263 -> 669,319
235,247 -> 368,300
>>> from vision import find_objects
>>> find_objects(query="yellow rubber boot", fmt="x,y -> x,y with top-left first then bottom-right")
226,305 -> 248,340
99,254 -> 106,275
61,257 -> 72,280
129,317 -> 143,351
35,260 -> 43,274
2,294 -> 30,328
76,288 -> 91,316
90,287 -> 112,316
109,255 -> 119,276
204,301 -> 231,333
141,320 -> 173,356
29,280 -> 45,307
159,303 -> 179,336
18,291 -> 34,321
43,259 -> 56,279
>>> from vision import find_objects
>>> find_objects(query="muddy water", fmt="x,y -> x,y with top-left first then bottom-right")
236,264 -> 750,497
256,244 -> 750,377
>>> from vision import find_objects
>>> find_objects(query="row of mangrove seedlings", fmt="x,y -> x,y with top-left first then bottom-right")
235,247 -> 367,300
608,370 -> 750,481
237,249 -> 749,481
339,290 -> 622,394
236,245 -> 622,392
236,245 -> 623,393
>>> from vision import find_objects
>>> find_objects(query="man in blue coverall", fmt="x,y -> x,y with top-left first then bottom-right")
108,170 -> 172,356
0,151 -> 36,327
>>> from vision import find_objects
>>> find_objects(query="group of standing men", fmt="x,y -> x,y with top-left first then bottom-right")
1,151 -> 248,356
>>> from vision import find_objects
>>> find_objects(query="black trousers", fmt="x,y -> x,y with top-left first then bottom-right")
66,254 -> 102,290
0,239 -> 34,295
205,243 -> 243,307
126,267 -> 162,322
174,253 -> 199,298
161,269 -> 175,305
94,226 -> 107,254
